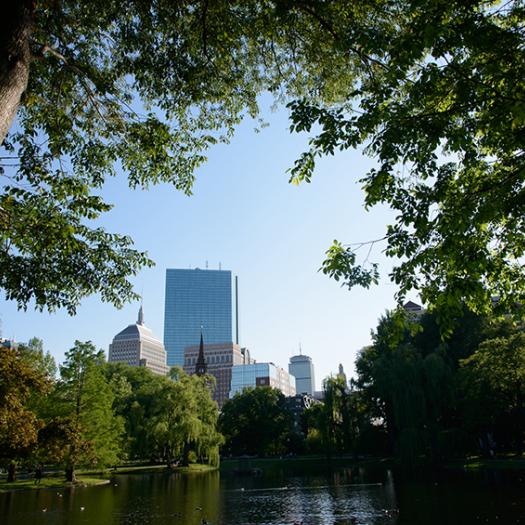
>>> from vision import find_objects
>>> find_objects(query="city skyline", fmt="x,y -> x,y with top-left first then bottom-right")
0,98 -> 401,383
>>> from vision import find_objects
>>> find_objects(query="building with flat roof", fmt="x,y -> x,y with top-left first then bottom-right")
288,353 -> 315,395
183,341 -> 254,408
230,362 -> 296,398
164,268 -> 235,366
109,306 -> 169,376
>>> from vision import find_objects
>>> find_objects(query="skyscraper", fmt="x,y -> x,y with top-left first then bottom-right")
288,353 -> 315,395
109,306 -> 169,376
164,268 -> 233,366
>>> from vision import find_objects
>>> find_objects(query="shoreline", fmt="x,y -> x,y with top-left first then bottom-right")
0,463 -> 217,493
3,455 -> 524,493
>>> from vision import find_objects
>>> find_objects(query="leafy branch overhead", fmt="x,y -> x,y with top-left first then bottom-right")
288,1 -> 525,323
1,0 -> 353,312
0,1 -> 523,321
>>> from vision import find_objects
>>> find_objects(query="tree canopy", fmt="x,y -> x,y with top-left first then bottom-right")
288,0 -> 525,325
1,1 -> 523,320
219,387 -> 293,456
0,0 -> 347,313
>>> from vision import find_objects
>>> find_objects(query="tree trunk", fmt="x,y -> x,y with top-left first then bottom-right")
182,442 -> 191,467
65,465 -> 76,483
7,462 -> 16,483
0,1 -> 33,145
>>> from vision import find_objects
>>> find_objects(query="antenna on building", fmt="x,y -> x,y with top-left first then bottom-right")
299,342 -> 302,355
205,260 -> 208,269
235,276 -> 239,345
219,261 -> 222,270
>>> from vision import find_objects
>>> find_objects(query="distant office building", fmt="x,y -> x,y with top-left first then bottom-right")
404,300 -> 424,318
183,341 -> 254,408
109,306 -> 169,376
288,353 -> 315,395
313,390 -> 325,401
164,268 -> 237,366
285,393 -> 316,434
230,362 -> 296,398
0,338 -> 18,350
337,363 -> 349,390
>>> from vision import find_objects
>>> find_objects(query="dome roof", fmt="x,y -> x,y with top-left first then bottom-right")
111,306 -> 164,347
113,323 -> 154,341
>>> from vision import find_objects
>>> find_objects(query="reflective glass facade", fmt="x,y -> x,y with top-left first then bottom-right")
164,268 -> 232,366
230,363 -> 296,397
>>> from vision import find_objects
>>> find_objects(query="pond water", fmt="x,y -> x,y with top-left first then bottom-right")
1,461 -> 525,524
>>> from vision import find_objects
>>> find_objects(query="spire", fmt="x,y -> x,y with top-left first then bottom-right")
195,331 -> 207,376
137,304 -> 144,325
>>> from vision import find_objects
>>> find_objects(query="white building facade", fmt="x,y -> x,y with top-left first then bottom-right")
109,306 -> 169,376
288,354 -> 315,395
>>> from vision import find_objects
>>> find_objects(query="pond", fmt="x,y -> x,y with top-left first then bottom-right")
1,461 -> 525,524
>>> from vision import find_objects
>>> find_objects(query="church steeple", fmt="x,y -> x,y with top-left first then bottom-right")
137,304 -> 144,325
195,331 -> 207,376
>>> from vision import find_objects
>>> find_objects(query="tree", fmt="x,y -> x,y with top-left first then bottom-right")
287,1 -> 525,326
353,308 -> 478,464
104,364 -> 222,466
219,387 -> 292,456
18,337 -> 57,379
3,2 -> 522,321
0,0 -> 350,314
104,363 -> 159,460
461,332 -> 525,453
0,346 -> 50,481
51,340 -> 124,481
190,373 -> 223,467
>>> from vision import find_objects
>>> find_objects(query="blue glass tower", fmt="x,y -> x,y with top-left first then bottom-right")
163,268 -> 233,366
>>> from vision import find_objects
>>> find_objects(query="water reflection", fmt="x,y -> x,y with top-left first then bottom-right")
1,463 -> 525,525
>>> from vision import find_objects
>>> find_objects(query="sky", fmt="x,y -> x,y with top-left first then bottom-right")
0,97 -> 408,387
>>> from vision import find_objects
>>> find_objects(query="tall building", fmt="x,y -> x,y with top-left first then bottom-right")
288,353 -> 315,395
404,300 -> 424,318
183,341 -> 254,408
164,268 -> 235,366
109,306 -> 169,376
337,363 -> 348,389
230,362 -> 296,398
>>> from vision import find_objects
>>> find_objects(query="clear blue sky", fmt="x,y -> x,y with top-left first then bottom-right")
0,97 -> 407,387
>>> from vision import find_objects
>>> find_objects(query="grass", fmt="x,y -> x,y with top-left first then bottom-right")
0,463 -> 217,493
455,455 -> 525,471
220,454 -> 393,472
0,476 -> 108,493
108,463 -> 217,475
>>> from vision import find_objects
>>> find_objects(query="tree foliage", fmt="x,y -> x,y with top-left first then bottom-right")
49,341 -> 124,480
353,306 -> 525,463
287,0 -> 525,324
0,0 -> 350,313
460,332 -> 525,452
219,387 -> 293,456
105,364 -> 222,467
0,346 -> 50,480
2,2 -> 522,318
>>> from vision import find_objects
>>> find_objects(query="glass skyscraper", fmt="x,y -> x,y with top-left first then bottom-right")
163,268 -> 233,366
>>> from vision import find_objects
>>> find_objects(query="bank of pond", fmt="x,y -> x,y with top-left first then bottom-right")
1,457 -> 525,525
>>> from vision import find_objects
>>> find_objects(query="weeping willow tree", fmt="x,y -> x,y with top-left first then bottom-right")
190,374 -> 223,467
148,368 -> 222,467
355,310 -> 459,465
